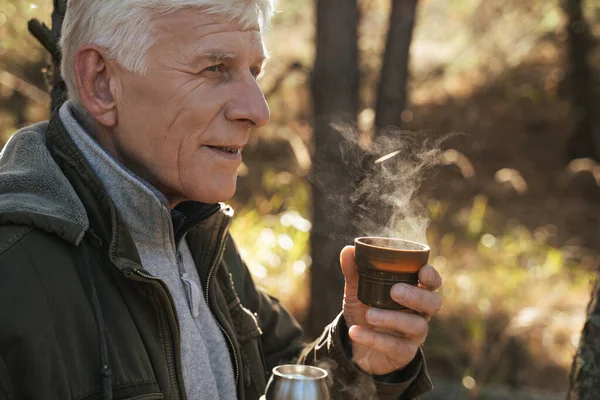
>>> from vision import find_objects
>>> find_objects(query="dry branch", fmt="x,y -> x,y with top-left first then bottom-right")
27,19 -> 58,57
28,0 -> 67,112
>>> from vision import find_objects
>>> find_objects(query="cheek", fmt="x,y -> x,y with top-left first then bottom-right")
161,99 -> 222,155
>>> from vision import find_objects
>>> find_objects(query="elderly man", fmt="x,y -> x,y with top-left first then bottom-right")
0,0 -> 442,399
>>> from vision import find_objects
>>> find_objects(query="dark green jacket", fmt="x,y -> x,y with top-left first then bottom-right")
0,113 -> 433,399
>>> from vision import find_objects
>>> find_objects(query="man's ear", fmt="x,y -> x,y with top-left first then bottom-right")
73,45 -> 118,127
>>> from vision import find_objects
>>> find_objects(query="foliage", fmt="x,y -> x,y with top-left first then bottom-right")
424,195 -> 595,393
229,170 -> 312,319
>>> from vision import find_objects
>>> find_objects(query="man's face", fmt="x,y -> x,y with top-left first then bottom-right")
108,9 -> 270,205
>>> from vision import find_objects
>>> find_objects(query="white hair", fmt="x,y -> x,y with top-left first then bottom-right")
60,0 -> 275,107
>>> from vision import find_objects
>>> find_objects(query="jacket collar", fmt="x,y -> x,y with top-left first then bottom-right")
59,103 -> 177,252
46,108 -> 229,271
0,105 -> 230,270
0,119 -> 89,245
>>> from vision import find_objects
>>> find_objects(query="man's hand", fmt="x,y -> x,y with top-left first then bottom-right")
340,245 -> 442,376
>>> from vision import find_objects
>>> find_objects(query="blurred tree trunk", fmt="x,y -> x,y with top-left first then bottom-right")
307,0 -> 360,338
354,0 -> 420,233
563,0 -> 599,161
567,277 -> 600,399
374,0 -> 418,132
28,0 -> 67,112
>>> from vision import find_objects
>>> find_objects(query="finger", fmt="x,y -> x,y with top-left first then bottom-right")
418,264 -> 442,290
340,245 -> 358,293
391,283 -> 443,317
349,325 -> 419,365
365,308 -> 428,344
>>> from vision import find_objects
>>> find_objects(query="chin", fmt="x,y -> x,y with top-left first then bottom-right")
185,179 -> 237,204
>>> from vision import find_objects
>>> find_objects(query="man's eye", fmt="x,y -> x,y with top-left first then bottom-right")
204,64 -> 225,73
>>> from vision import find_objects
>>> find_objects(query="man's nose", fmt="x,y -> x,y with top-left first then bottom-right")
225,74 -> 270,128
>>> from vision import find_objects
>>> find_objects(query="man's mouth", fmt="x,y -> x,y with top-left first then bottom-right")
205,145 -> 243,159
208,146 -> 240,154
208,146 -> 241,153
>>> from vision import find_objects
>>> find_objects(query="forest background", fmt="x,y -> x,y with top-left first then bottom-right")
1,0 -> 600,398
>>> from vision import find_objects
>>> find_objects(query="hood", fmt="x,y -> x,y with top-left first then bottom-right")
0,122 -> 89,245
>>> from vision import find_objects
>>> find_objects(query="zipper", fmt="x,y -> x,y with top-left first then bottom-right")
204,217 -> 241,386
132,268 -> 183,399
133,269 -> 182,337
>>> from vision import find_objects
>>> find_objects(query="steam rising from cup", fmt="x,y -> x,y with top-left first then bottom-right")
328,122 -> 451,244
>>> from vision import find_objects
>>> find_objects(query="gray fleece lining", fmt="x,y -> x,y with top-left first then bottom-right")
0,122 -> 89,244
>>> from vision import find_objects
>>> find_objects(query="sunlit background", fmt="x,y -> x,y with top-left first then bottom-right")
2,0 -> 599,398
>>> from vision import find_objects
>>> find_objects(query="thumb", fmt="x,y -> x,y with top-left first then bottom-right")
340,245 -> 359,294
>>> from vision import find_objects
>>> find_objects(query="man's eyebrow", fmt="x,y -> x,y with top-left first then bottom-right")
201,50 -> 269,65
202,51 -> 239,61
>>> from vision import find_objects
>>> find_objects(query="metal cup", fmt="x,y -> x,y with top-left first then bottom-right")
262,364 -> 330,400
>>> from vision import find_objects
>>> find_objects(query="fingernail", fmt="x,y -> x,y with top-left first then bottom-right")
349,325 -> 362,340
392,285 -> 407,299
425,267 -> 435,284
367,308 -> 382,323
